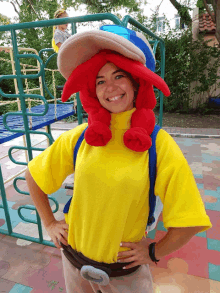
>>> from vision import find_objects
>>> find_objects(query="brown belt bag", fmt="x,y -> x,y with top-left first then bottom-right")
61,243 -> 140,285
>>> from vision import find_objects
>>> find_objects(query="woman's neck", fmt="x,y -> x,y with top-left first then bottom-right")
110,108 -> 136,130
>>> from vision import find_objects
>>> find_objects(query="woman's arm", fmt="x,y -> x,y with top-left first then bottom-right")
56,42 -> 62,49
25,169 -> 68,248
155,226 -> 203,259
118,226 -> 204,269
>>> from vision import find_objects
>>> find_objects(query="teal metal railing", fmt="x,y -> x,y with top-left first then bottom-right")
0,13 -> 166,246
0,164 -> 57,246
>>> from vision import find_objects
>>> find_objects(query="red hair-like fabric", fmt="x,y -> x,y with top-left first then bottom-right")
62,50 -> 170,152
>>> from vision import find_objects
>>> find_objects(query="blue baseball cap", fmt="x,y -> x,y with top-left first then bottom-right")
100,25 -> 156,72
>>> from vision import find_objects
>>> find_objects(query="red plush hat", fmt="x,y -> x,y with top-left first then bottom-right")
58,27 -> 170,152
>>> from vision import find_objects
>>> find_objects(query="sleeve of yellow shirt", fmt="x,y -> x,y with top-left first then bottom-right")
155,129 -> 212,232
28,123 -> 88,195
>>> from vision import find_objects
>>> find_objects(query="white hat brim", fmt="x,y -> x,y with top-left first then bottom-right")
57,30 -> 146,80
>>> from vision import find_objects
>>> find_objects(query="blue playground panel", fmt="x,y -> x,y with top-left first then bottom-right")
0,104 -> 75,144
208,98 -> 220,107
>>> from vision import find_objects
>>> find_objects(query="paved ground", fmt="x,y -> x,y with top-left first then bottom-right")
52,121 -> 220,137
0,122 -> 220,292
163,127 -> 220,138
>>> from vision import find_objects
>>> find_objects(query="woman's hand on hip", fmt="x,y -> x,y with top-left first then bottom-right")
117,237 -> 154,269
46,219 -> 69,249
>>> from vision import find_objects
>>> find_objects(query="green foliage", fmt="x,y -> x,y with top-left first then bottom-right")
1,0 -> 219,117
0,51 -> 17,115
167,0 -> 192,27
196,0 -> 205,11
0,13 -> 11,44
64,0 -> 143,14
161,29 -> 220,112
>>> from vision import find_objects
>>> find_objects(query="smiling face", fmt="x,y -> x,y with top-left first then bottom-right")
96,62 -> 136,114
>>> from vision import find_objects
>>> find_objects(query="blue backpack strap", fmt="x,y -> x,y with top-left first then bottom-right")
63,126 -> 88,214
147,125 -> 161,227
73,126 -> 88,169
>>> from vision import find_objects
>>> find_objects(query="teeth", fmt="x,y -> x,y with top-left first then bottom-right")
107,95 -> 124,102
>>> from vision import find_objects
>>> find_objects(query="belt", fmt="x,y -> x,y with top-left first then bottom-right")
61,243 -> 140,286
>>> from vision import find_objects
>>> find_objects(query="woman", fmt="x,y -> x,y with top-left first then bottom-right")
26,25 -> 212,293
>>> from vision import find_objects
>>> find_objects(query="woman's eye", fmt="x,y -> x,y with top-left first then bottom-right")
97,80 -> 104,85
115,75 -> 124,80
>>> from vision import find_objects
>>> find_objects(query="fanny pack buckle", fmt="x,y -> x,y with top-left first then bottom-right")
80,265 -> 110,286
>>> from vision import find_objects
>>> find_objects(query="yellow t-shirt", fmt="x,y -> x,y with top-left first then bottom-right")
28,108 -> 212,264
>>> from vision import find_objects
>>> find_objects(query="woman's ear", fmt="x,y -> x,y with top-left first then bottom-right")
133,85 -> 139,98
133,80 -> 139,92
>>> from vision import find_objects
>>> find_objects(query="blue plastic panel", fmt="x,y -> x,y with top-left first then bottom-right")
0,104 -> 75,144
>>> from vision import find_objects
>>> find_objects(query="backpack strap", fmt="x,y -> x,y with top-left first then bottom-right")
73,126 -> 88,169
63,126 -> 88,214
147,125 -> 161,227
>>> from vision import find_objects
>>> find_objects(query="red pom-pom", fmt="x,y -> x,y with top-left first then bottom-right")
85,121 -> 112,146
123,127 -> 152,152
92,108 -> 111,126
131,108 -> 155,136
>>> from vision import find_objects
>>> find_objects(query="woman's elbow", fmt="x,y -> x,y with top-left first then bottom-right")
25,168 -> 37,188
25,168 -> 32,182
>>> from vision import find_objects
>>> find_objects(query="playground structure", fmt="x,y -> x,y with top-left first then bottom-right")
0,13 -> 167,247
0,45 -> 76,190
0,46 -> 76,144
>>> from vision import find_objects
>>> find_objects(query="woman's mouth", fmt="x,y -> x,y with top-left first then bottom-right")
106,94 -> 125,102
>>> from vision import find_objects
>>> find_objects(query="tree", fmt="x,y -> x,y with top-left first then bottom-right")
0,13 -> 10,25
197,0 -> 220,46
167,0 -> 220,46
168,0 -> 192,27
6,0 -> 62,51
64,0 -> 143,14
0,12 -> 11,43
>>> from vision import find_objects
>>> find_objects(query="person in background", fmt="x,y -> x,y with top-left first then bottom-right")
52,9 -> 70,53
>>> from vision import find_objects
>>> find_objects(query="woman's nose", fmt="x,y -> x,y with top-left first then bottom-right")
106,81 -> 117,92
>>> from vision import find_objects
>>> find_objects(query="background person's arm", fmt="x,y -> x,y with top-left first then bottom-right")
25,169 -> 68,248
54,30 -> 65,50
56,42 -> 62,49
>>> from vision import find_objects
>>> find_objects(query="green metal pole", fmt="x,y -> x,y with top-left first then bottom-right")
71,22 -> 83,125
36,211 -> 44,243
46,124 -> 54,144
0,165 -> 13,234
76,92 -> 83,125
11,29 -> 33,161
0,230 -> 55,247
159,41 -> 165,127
